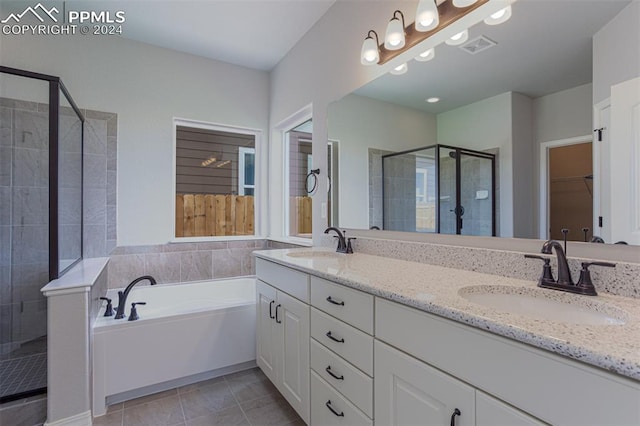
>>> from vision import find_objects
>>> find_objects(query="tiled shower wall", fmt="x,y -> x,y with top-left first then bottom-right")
0,99 -> 49,354
0,98 -> 117,354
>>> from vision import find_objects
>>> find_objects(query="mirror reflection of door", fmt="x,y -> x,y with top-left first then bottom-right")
549,142 -> 593,242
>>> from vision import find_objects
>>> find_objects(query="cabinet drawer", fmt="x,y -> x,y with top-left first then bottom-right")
311,371 -> 373,426
311,308 -> 373,376
310,276 -> 374,334
310,339 -> 373,418
256,258 -> 309,303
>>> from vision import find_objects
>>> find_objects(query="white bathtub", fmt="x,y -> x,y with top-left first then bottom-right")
92,278 -> 256,416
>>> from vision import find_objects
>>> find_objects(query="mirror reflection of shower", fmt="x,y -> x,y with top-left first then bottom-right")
380,144 -> 496,236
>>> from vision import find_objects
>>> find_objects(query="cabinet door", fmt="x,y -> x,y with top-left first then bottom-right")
476,392 -> 546,426
375,340 -> 474,426
256,280 -> 277,382
276,291 -> 310,424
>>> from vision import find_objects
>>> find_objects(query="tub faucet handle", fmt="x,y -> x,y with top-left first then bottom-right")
128,302 -> 146,322
100,297 -> 114,317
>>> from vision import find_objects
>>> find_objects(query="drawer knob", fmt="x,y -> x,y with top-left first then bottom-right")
326,331 -> 345,343
325,365 -> 345,380
450,408 -> 461,426
326,400 -> 345,417
326,296 -> 345,306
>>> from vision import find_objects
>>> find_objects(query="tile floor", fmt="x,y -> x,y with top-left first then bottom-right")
93,367 -> 304,426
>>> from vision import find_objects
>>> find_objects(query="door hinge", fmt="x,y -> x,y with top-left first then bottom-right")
598,216 -> 603,227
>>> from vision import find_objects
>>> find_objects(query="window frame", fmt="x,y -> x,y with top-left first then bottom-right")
238,147 -> 256,196
172,117 -> 263,242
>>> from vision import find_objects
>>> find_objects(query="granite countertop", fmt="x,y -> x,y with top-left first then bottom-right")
253,248 -> 640,381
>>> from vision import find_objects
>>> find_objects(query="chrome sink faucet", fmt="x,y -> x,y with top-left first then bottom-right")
114,275 -> 157,319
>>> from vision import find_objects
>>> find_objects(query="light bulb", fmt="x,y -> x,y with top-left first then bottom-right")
415,47 -> 435,62
445,29 -> 469,46
415,0 -> 439,32
390,63 -> 408,75
385,11 -> 406,50
426,97 -> 440,103
484,5 -> 512,25
452,0 -> 478,7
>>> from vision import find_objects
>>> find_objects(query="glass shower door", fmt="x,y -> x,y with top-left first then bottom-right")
459,151 -> 495,236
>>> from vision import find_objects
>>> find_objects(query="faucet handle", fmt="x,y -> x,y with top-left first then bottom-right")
524,254 -> 554,283
128,302 -> 146,322
100,297 -> 114,317
575,262 -> 615,296
346,237 -> 356,254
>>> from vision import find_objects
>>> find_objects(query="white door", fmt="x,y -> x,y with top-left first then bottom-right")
256,280 -> 277,382
593,100 -> 612,242
610,77 -> 640,244
276,291 -> 310,424
375,341 -> 475,426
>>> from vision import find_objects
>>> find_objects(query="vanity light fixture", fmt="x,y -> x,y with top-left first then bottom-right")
360,0 -> 490,66
390,63 -> 408,75
484,5 -> 512,25
445,28 -> 469,45
201,156 -> 217,167
361,30 -> 380,65
415,0 -> 439,32
385,10 -> 406,50
415,47 -> 435,62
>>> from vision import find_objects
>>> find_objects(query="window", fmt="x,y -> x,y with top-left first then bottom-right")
238,147 -> 255,196
174,121 -> 258,238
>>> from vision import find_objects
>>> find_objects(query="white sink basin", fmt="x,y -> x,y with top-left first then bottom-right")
286,251 -> 341,259
458,285 -> 626,325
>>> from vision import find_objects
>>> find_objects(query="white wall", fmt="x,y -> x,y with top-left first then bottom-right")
1,34 -> 270,246
593,1 -> 640,105
511,92 -> 534,238
533,83 -> 593,144
328,94 -> 437,228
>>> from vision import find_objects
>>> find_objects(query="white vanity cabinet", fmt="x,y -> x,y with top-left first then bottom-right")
309,276 -> 375,425
255,260 -> 310,424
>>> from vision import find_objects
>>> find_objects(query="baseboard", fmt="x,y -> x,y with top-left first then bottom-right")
44,410 -> 92,426
105,360 -> 257,406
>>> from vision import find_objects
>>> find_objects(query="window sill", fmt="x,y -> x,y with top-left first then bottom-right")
170,235 -> 265,243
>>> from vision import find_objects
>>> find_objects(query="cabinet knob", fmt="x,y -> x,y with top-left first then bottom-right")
450,408 -> 461,426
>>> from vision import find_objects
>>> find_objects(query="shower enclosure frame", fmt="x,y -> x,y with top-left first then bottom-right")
382,144 -> 496,236
0,65 -> 85,281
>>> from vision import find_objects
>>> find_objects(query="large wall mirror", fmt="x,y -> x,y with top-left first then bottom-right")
328,0 -> 640,249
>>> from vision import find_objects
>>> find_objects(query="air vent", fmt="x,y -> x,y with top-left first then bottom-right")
460,35 -> 497,55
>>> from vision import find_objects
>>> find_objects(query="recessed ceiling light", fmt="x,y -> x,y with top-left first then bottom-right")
426,97 -> 440,103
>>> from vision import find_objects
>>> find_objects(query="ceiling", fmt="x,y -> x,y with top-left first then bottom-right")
74,0 -> 336,71
355,0 -> 631,114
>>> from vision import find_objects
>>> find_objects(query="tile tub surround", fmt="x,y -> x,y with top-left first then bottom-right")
318,234 -> 640,298
107,240 -> 304,289
253,248 -> 640,381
